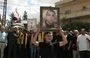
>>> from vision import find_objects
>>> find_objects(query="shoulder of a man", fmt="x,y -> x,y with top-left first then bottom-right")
85,34 -> 90,36
77,34 -> 82,41
77,34 -> 82,38
85,34 -> 90,40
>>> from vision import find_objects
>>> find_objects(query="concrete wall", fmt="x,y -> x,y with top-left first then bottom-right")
55,0 -> 90,23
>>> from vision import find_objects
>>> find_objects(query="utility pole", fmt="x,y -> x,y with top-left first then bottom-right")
3,0 -> 7,27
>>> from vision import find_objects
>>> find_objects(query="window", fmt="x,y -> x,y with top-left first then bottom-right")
82,6 -> 87,10
65,10 -> 71,14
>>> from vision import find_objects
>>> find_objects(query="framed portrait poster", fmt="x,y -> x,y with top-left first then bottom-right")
40,7 -> 60,31
27,19 -> 37,31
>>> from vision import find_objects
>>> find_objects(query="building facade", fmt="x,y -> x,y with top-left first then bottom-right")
55,0 -> 90,24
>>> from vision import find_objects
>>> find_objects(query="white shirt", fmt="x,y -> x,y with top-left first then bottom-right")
1,32 -> 7,43
2,32 -> 7,40
77,34 -> 90,51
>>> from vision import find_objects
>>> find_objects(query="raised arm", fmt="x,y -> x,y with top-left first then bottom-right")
58,27 -> 68,47
31,28 -> 41,46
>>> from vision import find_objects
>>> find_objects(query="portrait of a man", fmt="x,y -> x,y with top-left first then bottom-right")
27,19 -> 37,31
40,7 -> 59,30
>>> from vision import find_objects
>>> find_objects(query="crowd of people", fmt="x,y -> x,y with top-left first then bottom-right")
0,26 -> 90,58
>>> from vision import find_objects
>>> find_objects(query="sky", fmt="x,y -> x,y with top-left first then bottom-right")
0,0 -> 60,22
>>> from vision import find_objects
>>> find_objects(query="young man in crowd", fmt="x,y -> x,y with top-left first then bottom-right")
32,27 -> 67,58
77,28 -> 90,58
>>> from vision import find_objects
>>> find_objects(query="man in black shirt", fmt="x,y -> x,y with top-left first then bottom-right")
52,32 -> 65,58
32,27 -> 67,58
7,27 -> 18,58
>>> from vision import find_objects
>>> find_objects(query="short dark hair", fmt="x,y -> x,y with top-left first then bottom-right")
44,32 -> 51,36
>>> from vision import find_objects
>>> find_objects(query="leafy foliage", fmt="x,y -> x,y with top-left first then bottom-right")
23,11 -> 28,20
62,22 -> 90,31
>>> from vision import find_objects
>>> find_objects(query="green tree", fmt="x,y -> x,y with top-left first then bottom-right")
10,12 -> 14,26
62,22 -> 90,31
10,13 -> 14,20
23,11 -> 28,20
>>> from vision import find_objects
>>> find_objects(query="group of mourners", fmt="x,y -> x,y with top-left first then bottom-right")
0,26 -> 90,58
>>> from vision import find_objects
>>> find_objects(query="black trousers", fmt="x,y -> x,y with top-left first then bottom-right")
63,50 -> 73,58
17,44 -> 26,58
79,51 -> 90,58
8,43 -> 17,58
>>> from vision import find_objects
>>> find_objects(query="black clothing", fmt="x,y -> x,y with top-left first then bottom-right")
39,42 -> 53,58
52,34 -> 64,58
7,31 -> 18,58
54,42 -> 63,58
26,32 -> 32,58
79,51 -> 90,58
72,34 -> 77,51
66,33 -> 74,50
63,32 -> 74,58
39,42 -> 59,58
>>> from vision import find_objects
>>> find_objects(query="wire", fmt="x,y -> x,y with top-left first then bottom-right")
0,1 -> 44,7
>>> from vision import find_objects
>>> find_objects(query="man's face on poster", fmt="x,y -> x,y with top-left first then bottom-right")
28,20 -> 36,30
41,7 -> 59,30
30,22 -> 35,27
45,10 -> 57,25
